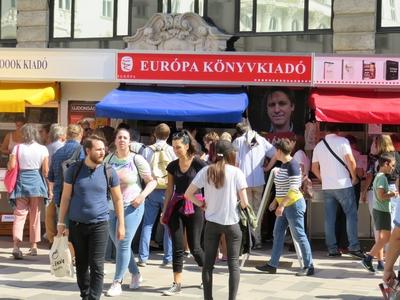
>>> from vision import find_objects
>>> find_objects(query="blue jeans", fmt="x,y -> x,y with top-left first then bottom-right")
109,204 -> 144,281
323,187 -> 360,253
138,189 -> 172,263
269,198 -> 313,269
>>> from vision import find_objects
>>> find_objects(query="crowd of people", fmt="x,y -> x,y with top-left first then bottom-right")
3,115 -> 400,299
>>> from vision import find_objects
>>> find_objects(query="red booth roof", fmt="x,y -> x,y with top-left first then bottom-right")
309,89 -> 400,125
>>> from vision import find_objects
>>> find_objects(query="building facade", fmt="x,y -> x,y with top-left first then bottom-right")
1,0 -> 400,54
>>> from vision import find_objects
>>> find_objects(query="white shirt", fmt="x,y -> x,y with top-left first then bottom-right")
142,139 -> 176,163
293,150 -> 310,176
312,133 -> 352,190
192,164 -> 248,225
47,140 -> 65,162
12,142 -> 49,170
233,131 -> 275,187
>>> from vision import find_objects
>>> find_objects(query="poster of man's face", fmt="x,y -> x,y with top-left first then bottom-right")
246,86 -> 308,142
266,89 -> 295,133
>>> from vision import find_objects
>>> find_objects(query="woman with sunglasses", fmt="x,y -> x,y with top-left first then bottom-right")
161,130 -> 207,296
185,140 -> 249,300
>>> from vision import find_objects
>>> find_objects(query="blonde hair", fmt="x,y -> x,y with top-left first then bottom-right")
220,132 -> 232,142
376,135 -> 395,154
67,124 -> 83,139
203,131 -> 220,143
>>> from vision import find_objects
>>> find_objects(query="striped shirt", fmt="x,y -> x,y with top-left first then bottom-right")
274,159 -> 303,206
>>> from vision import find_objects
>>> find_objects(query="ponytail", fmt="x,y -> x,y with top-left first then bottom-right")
206,150 -> 236,189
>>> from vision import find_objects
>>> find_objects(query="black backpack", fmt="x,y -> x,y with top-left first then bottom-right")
70,160 -> 114,200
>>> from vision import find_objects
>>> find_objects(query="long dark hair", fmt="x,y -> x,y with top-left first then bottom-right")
207,141 -> 236,189
172,129 -> 197,157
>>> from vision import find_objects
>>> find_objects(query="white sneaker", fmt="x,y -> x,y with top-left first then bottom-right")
129,273 -> 143,289
163,282 -> 182,296
106,280 -> 122,297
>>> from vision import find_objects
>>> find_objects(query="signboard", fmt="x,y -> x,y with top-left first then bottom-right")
314,55 -> 400,87
117,52 -> 312,86
0,48 -> 116,82
68,101 -> 108,128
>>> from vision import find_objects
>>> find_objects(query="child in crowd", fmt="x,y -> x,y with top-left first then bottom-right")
362,153 -> 398,272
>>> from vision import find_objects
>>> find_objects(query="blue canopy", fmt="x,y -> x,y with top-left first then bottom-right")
95,87 -> 248,123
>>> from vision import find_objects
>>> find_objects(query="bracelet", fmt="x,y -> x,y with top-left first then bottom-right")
57,222 -> 66,226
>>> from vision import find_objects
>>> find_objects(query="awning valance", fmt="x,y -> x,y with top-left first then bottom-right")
309,89 -> 400,124
0,82 -> 59,113
95,87 -> 248,123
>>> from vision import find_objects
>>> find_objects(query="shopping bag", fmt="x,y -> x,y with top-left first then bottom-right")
49,236 -> 74,278
4,145 -> 19,194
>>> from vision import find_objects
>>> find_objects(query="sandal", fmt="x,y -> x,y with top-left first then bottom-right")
12,249 -> 23,260
29,248 -> 38,256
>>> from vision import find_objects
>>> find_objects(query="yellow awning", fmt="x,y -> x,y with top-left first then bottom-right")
0,82 -> 60,113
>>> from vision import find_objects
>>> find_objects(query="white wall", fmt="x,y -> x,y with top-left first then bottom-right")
60,82 -> 119,126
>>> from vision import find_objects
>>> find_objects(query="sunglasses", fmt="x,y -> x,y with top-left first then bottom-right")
172,131 -> 190,143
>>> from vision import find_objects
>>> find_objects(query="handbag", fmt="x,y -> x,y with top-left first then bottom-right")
4,145 -> 20,194
49,235 -> 74,278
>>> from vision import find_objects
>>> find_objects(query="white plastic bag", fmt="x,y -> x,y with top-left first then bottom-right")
49,236 -> 74,277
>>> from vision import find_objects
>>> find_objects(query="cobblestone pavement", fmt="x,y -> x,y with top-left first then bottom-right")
0,238 -> 385,300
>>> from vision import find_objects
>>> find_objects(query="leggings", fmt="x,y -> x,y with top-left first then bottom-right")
168,206 -> 204,273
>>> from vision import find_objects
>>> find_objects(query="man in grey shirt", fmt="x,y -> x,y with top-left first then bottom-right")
45,124 -> 65,247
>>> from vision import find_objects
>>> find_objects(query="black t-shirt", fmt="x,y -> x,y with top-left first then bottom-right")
166,156 -> 206,194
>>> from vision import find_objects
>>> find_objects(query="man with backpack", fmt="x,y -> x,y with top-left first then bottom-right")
57,134 -> 125,300
138,123 -> 176,266
48,124 -> 85,214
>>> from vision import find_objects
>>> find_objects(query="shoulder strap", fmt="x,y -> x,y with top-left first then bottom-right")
16,144 -> 20,165
322,138 -> 350,175
104,163 -> 113,199
139,144 -> 146,155
132,153 -> 139,171
71,160 -> 84,196
72,145 -> 82,159
149,144 -> 157,152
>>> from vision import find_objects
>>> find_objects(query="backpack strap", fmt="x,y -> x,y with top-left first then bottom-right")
71,160 -> 84,197
132,154 -> 146,189
71,145 -> 83,161
138,144 -> 146,155
103,162 -> 113,200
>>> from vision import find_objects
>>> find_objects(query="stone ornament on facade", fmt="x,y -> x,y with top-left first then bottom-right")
124,12 -> 231,51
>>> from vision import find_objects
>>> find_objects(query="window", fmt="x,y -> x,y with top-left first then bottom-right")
379,0 -> 400,28
1,0 -> 17,39
239,0 -> 332,33
162,0 -> 205,16
102,0 -> 113,18
58,0 -> 71,10
52,0 -> 130,39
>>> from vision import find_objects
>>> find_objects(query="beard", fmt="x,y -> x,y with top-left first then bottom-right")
89,153 -> 104,164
